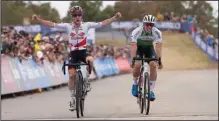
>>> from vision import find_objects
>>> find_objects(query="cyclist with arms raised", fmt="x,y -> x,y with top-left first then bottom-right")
130,15 -> 163,101
32,6 -> 122,111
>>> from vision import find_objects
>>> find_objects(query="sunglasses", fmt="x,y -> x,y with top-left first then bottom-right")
144,23 -> 154,27
72,14 -> 82,17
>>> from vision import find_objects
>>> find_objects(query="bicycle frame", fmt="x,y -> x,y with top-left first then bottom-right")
140,61 -> 149,96
62,60 -> 91,118
132,57 -> 159,114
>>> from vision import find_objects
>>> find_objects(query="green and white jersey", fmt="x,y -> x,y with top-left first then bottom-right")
130,26 -> 162,46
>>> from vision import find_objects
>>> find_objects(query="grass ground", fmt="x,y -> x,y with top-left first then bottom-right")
96,31 -> 218,71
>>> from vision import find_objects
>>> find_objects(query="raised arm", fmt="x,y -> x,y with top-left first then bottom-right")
32,14 -> 55,27
101,12 -> 122,27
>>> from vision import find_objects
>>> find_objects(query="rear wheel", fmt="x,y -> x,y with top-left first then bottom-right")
144,72 -> 150,115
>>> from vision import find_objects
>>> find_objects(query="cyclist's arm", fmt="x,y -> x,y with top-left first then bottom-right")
36,17 -> 55,27
101,16 -> 117,27
130,27 -> 141,59
153,28 -> 163,60
87,15 -> 117,29
36,17 -> 68,29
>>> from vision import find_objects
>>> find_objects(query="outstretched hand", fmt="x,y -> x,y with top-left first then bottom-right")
32,14 -> 40,21
114,12 -> 122,20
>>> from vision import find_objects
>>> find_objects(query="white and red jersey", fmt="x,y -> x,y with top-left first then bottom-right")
54,22 -> 102,51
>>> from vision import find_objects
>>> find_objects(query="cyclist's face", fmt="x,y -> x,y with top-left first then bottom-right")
143,23 -> 154,33
71,13 -> 82,24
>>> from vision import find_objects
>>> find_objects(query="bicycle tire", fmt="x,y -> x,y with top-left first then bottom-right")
138,75 -> 144,114
74,71 -> 81,118
144,72 -> 150,115
78,71 -> 85,117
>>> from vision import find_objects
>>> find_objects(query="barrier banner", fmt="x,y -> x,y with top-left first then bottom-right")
94,58 -> 105,78
93,58 -> 120,78
16,58 -> 36,91
155,21 -> 181,30
107,57 -> 119,75
43,60 -> 64,86
30,59 -> 52,88
115,58 -> 132,72
14,24 -> 42,34
192,32 -> 218,61
1,56 -> 21,94
9,57 -> 23,92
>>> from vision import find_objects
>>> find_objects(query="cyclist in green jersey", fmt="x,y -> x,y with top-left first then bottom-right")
130,15 -> 163,101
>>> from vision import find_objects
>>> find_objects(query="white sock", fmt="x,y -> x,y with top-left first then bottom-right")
149,80 -> 156,91
70,89 -> 75,98
133,77 -> 138,85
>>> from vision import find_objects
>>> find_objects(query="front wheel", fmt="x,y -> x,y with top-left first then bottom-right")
80,73 -> 85,117
75,71 -> 83,118
144,72 -> 150,115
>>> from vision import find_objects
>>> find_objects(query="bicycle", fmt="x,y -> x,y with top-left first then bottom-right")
62,60 -> 91,118
132,57 -> 159,115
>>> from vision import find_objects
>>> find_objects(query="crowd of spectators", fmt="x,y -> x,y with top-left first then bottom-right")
195,27 -> 218,51
87,44 -> 131,60
1,26 -> 69,65
1,26 -> 131,65
156,11 -> 197,24
156,11 -> 218,52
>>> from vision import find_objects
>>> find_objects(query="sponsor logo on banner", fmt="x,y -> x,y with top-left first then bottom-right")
14,25 -> 41,33
111,21 -> 140,29
155,22 -> 181,30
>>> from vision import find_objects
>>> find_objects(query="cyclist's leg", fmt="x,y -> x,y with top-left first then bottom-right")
147,46 -> 158,101
68,51 -> 80,111
131,48 -> 142,97
81,49 -> 93,78
81,49 -> 92,92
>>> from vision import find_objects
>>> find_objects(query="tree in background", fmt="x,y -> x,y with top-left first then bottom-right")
2,1 -> 217,37
2,1 -> 61,26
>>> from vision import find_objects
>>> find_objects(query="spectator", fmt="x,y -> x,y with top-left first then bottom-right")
163,12 -> 170,21
156,12 -> 164,21
180,14 -> 187,23
187,15 -> 193,24
55,31 -> 64,42
212,37 -> 218,52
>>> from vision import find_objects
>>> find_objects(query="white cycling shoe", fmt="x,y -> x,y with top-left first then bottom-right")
69,97 -> 76,111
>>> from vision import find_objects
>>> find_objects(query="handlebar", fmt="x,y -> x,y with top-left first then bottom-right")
62,61 -> 91,75
132,57 -> 161,66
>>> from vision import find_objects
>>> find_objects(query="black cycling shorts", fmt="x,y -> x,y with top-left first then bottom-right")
136,45 -> 157,59
68,49 -> 91,70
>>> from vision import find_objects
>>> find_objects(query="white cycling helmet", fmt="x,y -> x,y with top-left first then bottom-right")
142,14 -> 156,23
